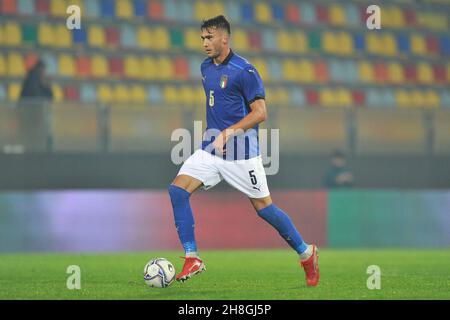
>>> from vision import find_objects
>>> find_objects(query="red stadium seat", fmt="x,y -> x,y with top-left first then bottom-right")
315,4 -> 329,24
174,56 -> 189,80
352,90 -> 366,106
24,52 -> 38,71
314,60 -> 329,83
432,64 -> 446,83
285,3 -> 300,24
64,85 -> 80,101
35,0 -> 50,15
148,0 -> 164,20
108,57 -> 124,78
248,30 -> 262,52
305,89 -> 319,106
76,55 -> 91,77
426,35 -> 439,56
374,62 -> 389,83
105,26 -> 120,48
403,7 -> 417,26
1,0 -> 17,14
404,63 -> 417,83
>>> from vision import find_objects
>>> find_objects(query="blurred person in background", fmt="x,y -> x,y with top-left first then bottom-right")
323,150 -> 355,188
17,59 -> 53,151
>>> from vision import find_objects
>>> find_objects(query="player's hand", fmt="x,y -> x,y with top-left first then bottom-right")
213,131 -> 230,155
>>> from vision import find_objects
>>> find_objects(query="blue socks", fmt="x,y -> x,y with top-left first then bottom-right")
168,185 -> 197,254
257,204 -> 308,254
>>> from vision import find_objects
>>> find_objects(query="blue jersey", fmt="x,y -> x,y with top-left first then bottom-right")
200,50 -> 265,160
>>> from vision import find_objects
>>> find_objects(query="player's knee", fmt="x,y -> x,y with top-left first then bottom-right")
168,184 -> 190,204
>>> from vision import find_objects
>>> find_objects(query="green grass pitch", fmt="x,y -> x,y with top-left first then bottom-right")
0,249 -> 449,300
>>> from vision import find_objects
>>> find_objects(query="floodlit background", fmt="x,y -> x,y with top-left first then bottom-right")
0,0 -> 449,252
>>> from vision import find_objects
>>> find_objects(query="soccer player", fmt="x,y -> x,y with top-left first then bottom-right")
168,15 -> 319,287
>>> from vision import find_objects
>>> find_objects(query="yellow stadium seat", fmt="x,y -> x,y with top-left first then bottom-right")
141,56 -> 157,80
358,61 -> 374,83
387,62 -> 404,84
366,33 -> 382,55
292,31 -> 307,54
232,28 -> 248,52
255,2 -> 272,24
396,90 -> 411,108
52,84 -> 63,103
383,6 -> 405,28
0,54 -> 5,76
185,28 -> 200,51
252,58 -> 269,82
97,84 -> 113,103
277,30 -> 292,53
209,1 -> 225,18
320,88 -> 336,107
411,90 -> 425,108
4,22 -> 21,46
164,85 -> 179,105
153,27 -> 170,51
55,25 -> 72,48
298,59 -> 315,83
417,62 -> 433,84
0,24 -> 3,45
69,0 -> 84,12
114,85 -> 130,103
329,4 -> 346,26
411,34 -> 426,56
7,53 -> 25,77
424,90 -> 439,109
337,32 -> 353,56
195,86 -> 205,105
137,27 -> 152,49
130,85 -> 146,104
275,88 -> 290,106
124,56 -> 142,79
116,0 -> 133,19
155,56 -> 173,80
194,0 -> 209,21
323,31 -> 338,54
179,86 -> 196,106
38,23 -> 55,46
282,59 -> 297,82
8,83 -> 22,102
91,54 -> 108,78
58,54 -> 75,77
50,0 -> 67,17
88,25 -> 106,48
381,33 -> 397,56
336,88 -> 352,107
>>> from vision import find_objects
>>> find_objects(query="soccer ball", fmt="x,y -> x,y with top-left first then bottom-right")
143,258 -> 176,288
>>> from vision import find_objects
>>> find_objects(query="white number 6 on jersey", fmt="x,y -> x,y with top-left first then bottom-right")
209,90 -> 214,107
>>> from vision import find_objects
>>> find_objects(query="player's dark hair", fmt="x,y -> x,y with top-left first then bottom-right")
200,15 -> 231,35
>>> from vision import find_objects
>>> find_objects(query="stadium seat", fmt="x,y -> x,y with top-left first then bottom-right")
344,3 -> 359,26
352,90 -> 366,106
388,62 -> 404,84
113,85 -> 129,103
440,91 -> 450,108
50,0 -> 66,17
41,52 -> 57,76
188,56 -> 202,80
261,29 -> 277,52
329,4 -> 346,26
344,60 -> 359,83
194,0 -> 208,21
120,24 -> 136,48
147,0 -> 163,20
267,58 -> 282,81
425,35 -> 439,56
169,28 -> 184,49
225,1 -> 240,22
404,63 -> 417,83
0,54 -> 5,76
124,55 -> 142,79
55,25 -> 72,47
410,90 -> 426,108
411,34 -> 427,56
424,89 -> 440,109
336,88 -> 352,107
184,27 -> 199,51
162,0 -> 176,21
403,7 -> 416,26
252,58 -> 268,82
141,56 -> 157,80
447,64 -> 450,84
274,87 -> 290,106
155,56 -> 173,80
100,0 -> 115,18
248,30 -> 262,52
24,52 -> 38,71
432,63 -> 446,83
88,25 -> 106,48
4,22 -> 21,46
178,0 -> 194,22
305,89 -> 319,106
298,59 -> 315,83
255,2 -> 271,24
133,0 -> 146,17
385,6 -> 405,28
323,31 -> 338,54
51,83 -> 63,103
107,56 -> 123,79
277,30 -> 292,53
417,62 -> 433,84
291,31 -> 307,53
353,33 -> 365,52
137,26 -> 152,49
374,63 -> 389,83
147,85 -> 164,105
8,83 -> 22,102
320,88 -> 336,107
152,26 -> 170,51
289,88 -> 305,107
315,4 -> 329,24
91,54 -> 108,78
116,0 -> 133,19
366,32 -> 382,55
358,61 -> 374,83
314,60 -> 329,83
163,85 -> 179,105
80,84 -> 97,103
76,55 -> 91,78
179,85 -> 196,106
209,1 -> 225,18
271,3 -> 284,21
83,0 -> 99,18
7,52 -> 25,77
440,36 -> 450,56
174,56 -> 189,80
0,84 -> 6,101
308,31 -> 321,51
64,85 -> 80,102
102,26 -> 119,48
285,3 -> 300,24
299,2 -> 316,25
337,32 -> 353,56
232,28 -> 249,52
282,59 -> 297,82
18,0 -> 34,15
58,54 -> 75,77
97,84 -> 113,103
381,33 -> 397,56
130,85 -> 146,104
366,88 -> 384,108
241,2 -> 254,22
38,22 -> 54,46
35,0 -> 50,15
396,89 -> 410,108
396,34 -> 410,55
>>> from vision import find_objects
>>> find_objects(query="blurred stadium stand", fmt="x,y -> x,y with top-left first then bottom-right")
0,0 -> 449,189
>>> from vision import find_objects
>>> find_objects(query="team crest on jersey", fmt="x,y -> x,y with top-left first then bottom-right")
220,75 -> 228,89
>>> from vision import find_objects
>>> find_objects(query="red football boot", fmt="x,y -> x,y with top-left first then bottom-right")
176,257 -> 206,283
300,245 -> 320,287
